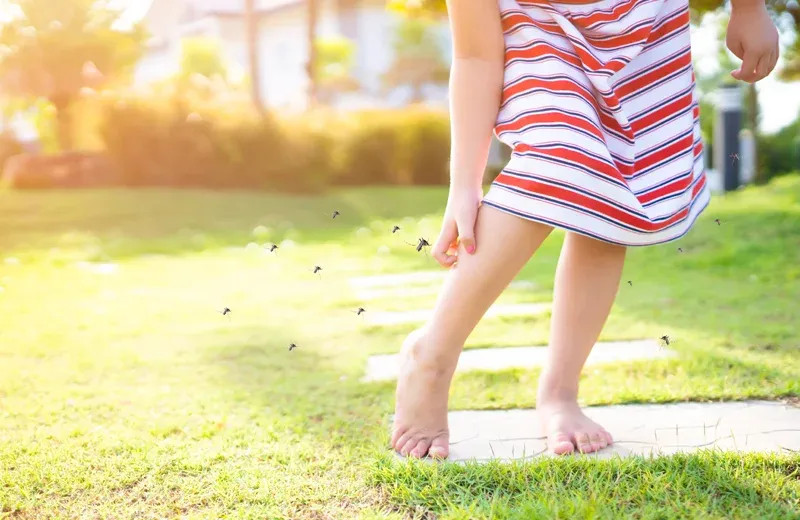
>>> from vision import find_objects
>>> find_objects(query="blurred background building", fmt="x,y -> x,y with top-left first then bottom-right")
135,0 -> 450,111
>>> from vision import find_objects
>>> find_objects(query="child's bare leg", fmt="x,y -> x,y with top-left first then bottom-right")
537,232 -> 626,455
391,206 -> 552,458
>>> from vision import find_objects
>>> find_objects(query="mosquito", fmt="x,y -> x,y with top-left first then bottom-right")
391,225 -> 401,234
266,244 -> 279,253
714,219 -> 721,226
312,265 -> 323,279
627,280 -> 633,287
678,247 -> 684,253
729,153 -> 739,165
352,307 -> 366,316
406,237 -> 431,254
659,335 -> 670,348
218,307 -> 232,320
331,210 -> 340,219
289,343 -> 298,351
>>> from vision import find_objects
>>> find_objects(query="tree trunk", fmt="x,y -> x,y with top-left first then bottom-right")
306,0 -> 319,109
245,0 -> 266,115
411,82 -> 424,104
51,95 -> 73,152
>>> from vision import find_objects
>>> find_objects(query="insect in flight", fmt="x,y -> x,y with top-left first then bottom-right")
289,343 -> 298,351
659,335 -> 670,347
714,219 -> 721,226
406,237 -> 431,254
391,225 -> 401,234
311,265 -> 323,279
266,244 -> 279,253
729,153 -> 739,164
353,307 -> 366,316
218,307 -> 232,320
331,210 -> 340,219
678,247 -> 684,253
627,280 -> 633,287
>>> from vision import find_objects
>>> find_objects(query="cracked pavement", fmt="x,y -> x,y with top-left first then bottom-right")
392,401 -> 800,462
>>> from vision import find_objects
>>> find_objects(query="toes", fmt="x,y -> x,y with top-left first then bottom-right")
602,429 -> 614,445
398,437 -> 420,457
574,432 -> 593,454
409,438 -> 432,459
428,435 -> 449,459
549,432 -> 575,455
392,430 -> 412,451
590,432 -> 608,451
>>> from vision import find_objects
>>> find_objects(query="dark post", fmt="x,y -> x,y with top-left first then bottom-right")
713,84 -> 743,192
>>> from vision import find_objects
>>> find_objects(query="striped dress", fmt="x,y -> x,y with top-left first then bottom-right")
482,0 -> 710,246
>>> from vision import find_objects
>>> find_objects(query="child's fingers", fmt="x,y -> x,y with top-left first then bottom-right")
432,221 -> 458,268
732,50 -> 758,82
754,53 -> 771,81
455,211 -> 477,254
770,42 -> 780,73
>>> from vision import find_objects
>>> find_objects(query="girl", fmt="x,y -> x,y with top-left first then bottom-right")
392,0 -> 779,458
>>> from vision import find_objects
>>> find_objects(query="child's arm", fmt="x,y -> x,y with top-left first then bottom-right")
432,0 -> 504,266
727,0 -> 780,82
446,0 -> 505,191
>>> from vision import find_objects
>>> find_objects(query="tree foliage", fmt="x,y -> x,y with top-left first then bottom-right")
315,36 -> 360,104
0,0 -> 145,150
383,17 -> 448,103
179,38 -> 227,81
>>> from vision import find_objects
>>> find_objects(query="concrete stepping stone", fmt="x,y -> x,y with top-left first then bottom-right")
364,302 -> 549,327
365,340 -> 670,382
392,401 -> 800,462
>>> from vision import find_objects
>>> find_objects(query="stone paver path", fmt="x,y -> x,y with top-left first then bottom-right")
364,302 -> 549,327
365,339 -> 671,381
392,401 -> 800,461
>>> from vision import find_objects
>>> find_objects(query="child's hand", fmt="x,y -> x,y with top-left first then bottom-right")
726,2 -> 779,83
432,186 -> 483,268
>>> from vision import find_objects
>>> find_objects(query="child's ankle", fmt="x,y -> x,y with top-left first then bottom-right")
537,369 -> 580,404
403,329 -> 458,376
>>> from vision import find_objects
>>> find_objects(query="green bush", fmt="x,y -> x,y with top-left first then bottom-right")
337,110 -> 406,185
95,94 -> 453,192
757,118 -> 800,183
401,108 -> 451,185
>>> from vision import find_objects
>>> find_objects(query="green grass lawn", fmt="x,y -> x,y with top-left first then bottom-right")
1,177 -> 799,519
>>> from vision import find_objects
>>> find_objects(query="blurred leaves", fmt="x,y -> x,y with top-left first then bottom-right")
382,17 -> 448,102
315,36 -> 360,104
0,0 -> 145,150
179,38 -> 227,83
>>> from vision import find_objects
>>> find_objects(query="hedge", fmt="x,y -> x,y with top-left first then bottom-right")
95,96 -> 452,192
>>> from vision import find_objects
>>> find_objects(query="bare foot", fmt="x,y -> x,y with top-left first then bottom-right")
390,329 -> 452,459
537,399 -> 614,455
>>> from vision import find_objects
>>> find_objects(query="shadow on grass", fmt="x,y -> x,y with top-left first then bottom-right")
0,187 -> 449,261
197,323 -> 394,457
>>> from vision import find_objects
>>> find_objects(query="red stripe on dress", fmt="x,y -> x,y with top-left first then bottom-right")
501,77 -> 631,138
616,51 -> 691,99
495,172 -> 690,231
634,133 -> 695,173
515,143 -> 626,184
631,91 -> 693,134
497,110 -> 605,141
